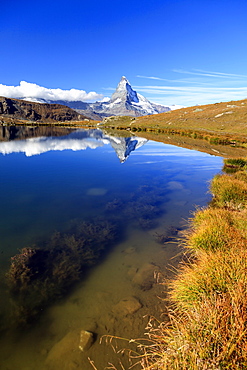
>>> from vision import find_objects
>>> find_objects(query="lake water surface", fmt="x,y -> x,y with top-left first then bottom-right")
0,127 -> 223,369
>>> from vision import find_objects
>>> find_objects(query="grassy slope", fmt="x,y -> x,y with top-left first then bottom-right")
135,99 -> 247,135
101,98 -> 247,141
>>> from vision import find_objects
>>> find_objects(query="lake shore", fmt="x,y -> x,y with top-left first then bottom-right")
131,157 -> 247,369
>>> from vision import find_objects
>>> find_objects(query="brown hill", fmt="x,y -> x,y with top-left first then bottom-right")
134,99 -> 247,137
102,98 -> 247,139
0,96 -> 88,123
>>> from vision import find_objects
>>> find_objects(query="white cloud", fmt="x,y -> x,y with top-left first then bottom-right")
134,68 -> 247,106
134,85 -> 247,106
0,81 -> 103,102
136,75 -> 170,81
100,97 -> 111,102
174,69 -> 247,79
173,69 -> 232,79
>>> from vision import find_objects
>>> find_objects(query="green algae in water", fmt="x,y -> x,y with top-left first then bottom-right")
6,218 -> 119,326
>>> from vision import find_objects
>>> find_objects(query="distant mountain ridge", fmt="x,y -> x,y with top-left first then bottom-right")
13,77 -> 171,119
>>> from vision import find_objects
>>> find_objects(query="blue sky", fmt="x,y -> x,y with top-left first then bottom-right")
1,0 -> 247,107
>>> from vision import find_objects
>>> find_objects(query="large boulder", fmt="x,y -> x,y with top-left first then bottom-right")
45,329 -> 93,369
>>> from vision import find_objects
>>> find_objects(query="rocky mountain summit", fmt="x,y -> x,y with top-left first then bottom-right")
13,77 -> 171,120
89,76 -> 170,118
0,96 -> 86,123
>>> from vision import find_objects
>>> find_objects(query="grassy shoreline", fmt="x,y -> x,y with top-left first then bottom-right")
134,157 -> 247,369
100,158 -> 247,369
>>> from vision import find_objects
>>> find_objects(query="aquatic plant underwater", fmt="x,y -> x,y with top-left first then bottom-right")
5,183 -> 169,327
6,219 -> 118,325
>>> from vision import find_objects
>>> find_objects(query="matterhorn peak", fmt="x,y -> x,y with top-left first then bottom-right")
111,76 -> 139,103
89,76 -> 171,117
119,76 -> 128,84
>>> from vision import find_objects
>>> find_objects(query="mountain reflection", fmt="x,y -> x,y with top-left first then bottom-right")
0,127 -> 148,162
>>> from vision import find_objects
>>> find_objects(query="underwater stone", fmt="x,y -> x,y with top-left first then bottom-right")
167,181 -> 184,190
112,296 -> 142,316
45,330 -> 81,369
122,246 -> 136,254
127,266 -> 138,278
132,263 -> 159,290
45,329 -> 94,369
6,218 -> 118,325
87,187 -> 107,196
79,330 -> 93,352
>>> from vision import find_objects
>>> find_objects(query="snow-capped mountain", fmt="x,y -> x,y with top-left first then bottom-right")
14,76 -> 171,119
90,76 -> 170,117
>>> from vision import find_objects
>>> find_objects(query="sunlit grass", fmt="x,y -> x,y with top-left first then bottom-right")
170,246 -> 247,308
210,173 -> 247,209
185,207 -> 247,252
223,158 -> 247,173
139,286 -> 247,369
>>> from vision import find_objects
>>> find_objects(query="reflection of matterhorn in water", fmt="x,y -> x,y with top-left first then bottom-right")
105,135 -> 148,163
0,128 -> 148,162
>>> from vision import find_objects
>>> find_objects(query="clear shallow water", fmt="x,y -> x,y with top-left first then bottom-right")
0,127 -> 223,369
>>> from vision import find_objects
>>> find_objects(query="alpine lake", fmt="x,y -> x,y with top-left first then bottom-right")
0,125 -> 226,369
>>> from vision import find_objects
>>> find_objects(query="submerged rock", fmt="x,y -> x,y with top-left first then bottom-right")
45,329 -> 94,369
112,296 -> 142,316
87,187 -> 107,196
79,330 -> 94,352
132,263 -> 159,290
122,246 -> 136,254
45,330 -> 80,369
167,181 -> 184,190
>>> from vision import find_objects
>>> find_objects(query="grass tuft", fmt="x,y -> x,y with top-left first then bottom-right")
210,174 -> 247,209
223,158 -> 247,173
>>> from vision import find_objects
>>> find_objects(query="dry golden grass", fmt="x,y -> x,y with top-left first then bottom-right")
211,174 -> 247,209
134,99 -> 247,137
158,164 -> 247,369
